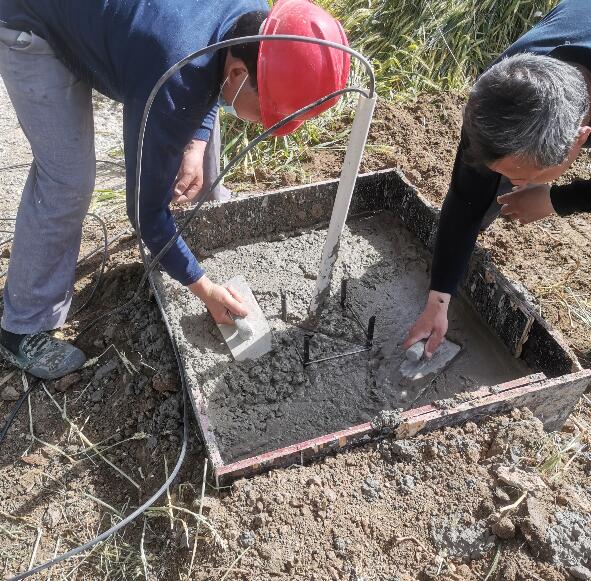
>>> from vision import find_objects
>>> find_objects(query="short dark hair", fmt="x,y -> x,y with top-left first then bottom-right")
223,11 -> 268,91
463,53 -> 589,167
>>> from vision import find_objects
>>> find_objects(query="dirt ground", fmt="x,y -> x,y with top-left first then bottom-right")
0,90 -> 590,580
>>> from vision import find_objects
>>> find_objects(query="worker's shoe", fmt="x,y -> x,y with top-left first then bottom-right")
0,331 -> 86,380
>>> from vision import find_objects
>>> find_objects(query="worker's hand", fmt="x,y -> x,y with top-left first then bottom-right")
497,183 -> 555,225
189,275 -> 248,325
173,139 -> 207,205
403,290 -> 450,358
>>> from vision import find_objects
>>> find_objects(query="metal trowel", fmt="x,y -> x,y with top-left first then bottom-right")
216,275 -> 272,361
400,338 -> 462,381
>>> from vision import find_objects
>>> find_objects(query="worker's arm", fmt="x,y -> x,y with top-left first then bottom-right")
484,178 -> 591,225
123,101 -> 246,323
404,131 -> 501,356
173,104 -> 220,204
551,179 -> 591,215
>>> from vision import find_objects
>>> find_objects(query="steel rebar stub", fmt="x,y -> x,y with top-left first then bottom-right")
399,338 -> 462,381
217,275 -> 272,361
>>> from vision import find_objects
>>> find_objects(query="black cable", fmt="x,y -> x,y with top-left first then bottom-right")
0,159 -> 125,177
8,374 -> 189,581
0,375 -> 35,445
70,213 -> 109,317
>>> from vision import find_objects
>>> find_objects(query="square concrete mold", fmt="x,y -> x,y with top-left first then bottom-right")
151,169 -> 591,485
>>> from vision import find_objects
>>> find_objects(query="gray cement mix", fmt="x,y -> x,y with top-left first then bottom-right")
431,518 -> 496,562
547,510 -> 591,570
155,212 -> 530,463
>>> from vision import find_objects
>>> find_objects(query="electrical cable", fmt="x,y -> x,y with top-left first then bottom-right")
70,212 -> 109,317
0,373 -> 35,445
2,34 -> 374,580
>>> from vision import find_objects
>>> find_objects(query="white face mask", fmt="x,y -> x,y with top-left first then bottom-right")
218,73 -> 249,118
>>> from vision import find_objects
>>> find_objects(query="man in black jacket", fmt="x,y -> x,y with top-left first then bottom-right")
405,0 -> 591,356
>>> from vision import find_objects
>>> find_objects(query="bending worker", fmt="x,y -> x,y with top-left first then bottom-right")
405,0 -> 591,356
0,0 -> 350,378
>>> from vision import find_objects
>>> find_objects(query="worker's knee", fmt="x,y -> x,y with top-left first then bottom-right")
34,162 -> 96,218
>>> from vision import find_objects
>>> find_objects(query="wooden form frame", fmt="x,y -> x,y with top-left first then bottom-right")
151,169 -> 591,485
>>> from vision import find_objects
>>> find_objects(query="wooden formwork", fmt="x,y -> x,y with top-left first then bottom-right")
152,168 -> 591,485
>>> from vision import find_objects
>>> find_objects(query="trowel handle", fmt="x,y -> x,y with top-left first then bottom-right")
230,312 -> 254,341
405,340 -> 425,362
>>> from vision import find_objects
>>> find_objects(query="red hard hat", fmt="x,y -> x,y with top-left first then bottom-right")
258,0 -> 351,136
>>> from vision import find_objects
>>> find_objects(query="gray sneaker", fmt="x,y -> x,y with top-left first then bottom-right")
0,332 -> 86,380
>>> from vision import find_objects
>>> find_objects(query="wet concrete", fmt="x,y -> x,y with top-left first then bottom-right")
156,212 -> 530,463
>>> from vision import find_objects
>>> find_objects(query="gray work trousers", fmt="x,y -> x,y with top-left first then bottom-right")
0,25 -> 228,335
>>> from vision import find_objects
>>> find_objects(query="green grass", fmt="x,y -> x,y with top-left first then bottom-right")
222,0 -> 558,181
323,0 -> 557,98
220,80 -> 358,186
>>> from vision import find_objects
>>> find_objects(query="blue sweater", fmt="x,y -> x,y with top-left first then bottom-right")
0,0 -> 268,285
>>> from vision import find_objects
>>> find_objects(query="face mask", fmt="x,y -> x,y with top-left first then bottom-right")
218,73 -> 249,118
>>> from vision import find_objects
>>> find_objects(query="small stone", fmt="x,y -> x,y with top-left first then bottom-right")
306,475 -> 322,487
494,487 -> 511,503
361,476 -> 381,501
520,497 -> 549,547
491,517 -> 515,539
152,372 -> 179,393
54,372 -> 81,393
324,488 -> 337,503
423,443 -> 439,459
569,566 -> 591,580
252,513 -> 267,529
238,530 -> 256,548
93,358 -> 118,382
1,385 -> 20,401
42,506 -> 62,529
390,440 -> 419,462
360,518 -> 370,535
400,475 -> 416,494
496,465 -> 547,492
90,388 -> 103,403
333,537 -> 347,552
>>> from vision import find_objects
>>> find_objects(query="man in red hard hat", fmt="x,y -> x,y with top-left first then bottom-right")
0,0 -> 350,379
